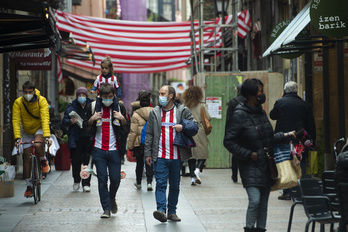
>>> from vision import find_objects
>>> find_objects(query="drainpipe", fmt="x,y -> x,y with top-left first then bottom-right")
322,44 -> 331,170
337,40 -> 345,140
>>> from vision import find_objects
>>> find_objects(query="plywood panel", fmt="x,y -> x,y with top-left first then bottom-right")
194,71 -> 285,168
204,74 -> 243,168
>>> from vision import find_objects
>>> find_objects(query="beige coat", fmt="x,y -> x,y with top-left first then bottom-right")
189,103 -> 211,159
127,106 -> 152,150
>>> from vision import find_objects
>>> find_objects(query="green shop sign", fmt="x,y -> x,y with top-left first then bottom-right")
270,20 -> 304,59
310,0 -> 348,37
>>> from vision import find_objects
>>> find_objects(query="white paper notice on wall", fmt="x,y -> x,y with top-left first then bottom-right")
206,97 -> 222,119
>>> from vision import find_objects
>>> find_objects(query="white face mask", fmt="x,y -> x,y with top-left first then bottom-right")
24,94 -> 34,102
102,98 -> 113,107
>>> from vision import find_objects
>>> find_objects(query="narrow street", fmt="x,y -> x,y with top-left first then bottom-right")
1,160 -> 328,232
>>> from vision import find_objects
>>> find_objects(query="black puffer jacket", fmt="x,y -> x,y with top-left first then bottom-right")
224,102 -> 285,188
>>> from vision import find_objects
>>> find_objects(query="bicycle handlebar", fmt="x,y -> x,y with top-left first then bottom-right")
17,140 -> 50,156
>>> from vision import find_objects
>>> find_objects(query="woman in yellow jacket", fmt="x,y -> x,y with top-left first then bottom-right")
12,81 -> 51,198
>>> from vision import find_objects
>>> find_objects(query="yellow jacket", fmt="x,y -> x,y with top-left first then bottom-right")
12,89 -> 50,139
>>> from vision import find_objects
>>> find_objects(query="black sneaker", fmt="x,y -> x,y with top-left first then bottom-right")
101,210 -> 111,218
232,175 -> 238,183
111,199 -> 118,214
153,210 -> 167,222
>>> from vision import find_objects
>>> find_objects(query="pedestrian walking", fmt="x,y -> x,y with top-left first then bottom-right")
182,86 -> 211,186
62,87 -> 94,192
223,78 -> 295,232
118,100 -> 130,165
90,56 -> 122,126
225,83 -> 246,183
86,83 -> 129,218
144,85 -> 197,223
128,91 -> 154,191
131,90 -> 149,113
269,81 -> 316,200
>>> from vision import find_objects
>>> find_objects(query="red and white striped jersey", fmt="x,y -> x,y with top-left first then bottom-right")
92,75 -> 120,91
94,106 -> 118,151
158,106 -> 180,160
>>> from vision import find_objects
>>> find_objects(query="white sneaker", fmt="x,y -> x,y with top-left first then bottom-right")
134,181 -> 141,190
194,169 -> 201,184
147,183 -> 153,191
73,183 -> 80,191
83,186 -> 91,192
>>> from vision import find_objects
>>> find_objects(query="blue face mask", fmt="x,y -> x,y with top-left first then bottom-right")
48,105 -> 52,109
102,98 -> 113,107
78,97 -> 86,104
159,96 -> 169,107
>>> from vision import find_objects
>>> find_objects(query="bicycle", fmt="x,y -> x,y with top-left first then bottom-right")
17,140 -> 49,204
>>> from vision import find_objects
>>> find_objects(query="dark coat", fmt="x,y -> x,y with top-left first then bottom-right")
224,102 -> 285,188
270,92 -> 316,143
62,98 -> 93,149
225,94 -> 246,135
85,100 -> 129,157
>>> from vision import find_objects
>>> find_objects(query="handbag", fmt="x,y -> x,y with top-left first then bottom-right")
249,116 -> 278,180
201,104 -> 212,135
266,149 -> 279,180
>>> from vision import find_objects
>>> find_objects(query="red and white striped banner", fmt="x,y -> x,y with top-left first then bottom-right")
116,0 -> 121,18
56,10 -> 251,73
238,10 -> 251,39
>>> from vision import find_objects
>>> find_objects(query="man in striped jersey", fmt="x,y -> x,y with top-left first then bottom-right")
145,85 -> 196,223
86,83 -> 128,219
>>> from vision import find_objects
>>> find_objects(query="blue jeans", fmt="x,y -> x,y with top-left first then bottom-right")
92,148 -> 121,211
153,158 -> 182,214
245,186 -> 271,229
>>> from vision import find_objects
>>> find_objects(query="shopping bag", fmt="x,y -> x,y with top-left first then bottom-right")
306,151 -> 318,176
126,150 -> 136,162
271,143 -> 302,191
271,160 -> 302,191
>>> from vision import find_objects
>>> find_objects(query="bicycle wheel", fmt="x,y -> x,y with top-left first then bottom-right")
31,155 -> 38,203
36,157 -> 42,202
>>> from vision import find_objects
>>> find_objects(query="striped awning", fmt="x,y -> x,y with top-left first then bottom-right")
262,2 -> 311,57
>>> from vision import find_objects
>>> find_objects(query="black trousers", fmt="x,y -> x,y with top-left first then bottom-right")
231,155 -> 239,179
134,146 -> 153,184
188,159 -> 206,178
70,138 -> 92,186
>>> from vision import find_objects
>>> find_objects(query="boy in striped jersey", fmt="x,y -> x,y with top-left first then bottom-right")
145,85 -> 196,222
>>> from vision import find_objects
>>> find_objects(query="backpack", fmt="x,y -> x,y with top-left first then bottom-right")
140,121 -> 147,145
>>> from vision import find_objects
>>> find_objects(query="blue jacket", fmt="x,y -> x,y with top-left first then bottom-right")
173,119 -> 198,148
62,98 -> 93,149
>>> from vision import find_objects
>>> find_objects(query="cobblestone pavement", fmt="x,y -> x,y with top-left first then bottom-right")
0,160 -> 338,232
